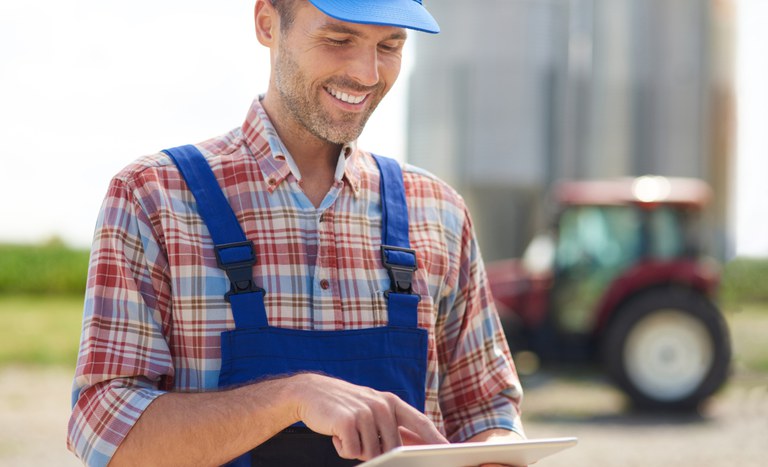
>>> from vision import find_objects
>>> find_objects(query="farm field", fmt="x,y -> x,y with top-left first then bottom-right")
0,295 -> 766,465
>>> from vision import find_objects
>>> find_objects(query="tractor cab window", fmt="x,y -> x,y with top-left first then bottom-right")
648,206 -> 698,258
556,206 -> 642,272
552,206 -> 642,333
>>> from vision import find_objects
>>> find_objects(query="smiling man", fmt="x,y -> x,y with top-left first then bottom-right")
67,1 -> 526,466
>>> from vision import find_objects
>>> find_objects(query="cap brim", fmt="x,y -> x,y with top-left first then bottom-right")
307,0 -> 440,34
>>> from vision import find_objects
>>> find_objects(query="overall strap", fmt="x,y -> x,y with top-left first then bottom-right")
162,145 -> 268,328
372,155 -> 420,328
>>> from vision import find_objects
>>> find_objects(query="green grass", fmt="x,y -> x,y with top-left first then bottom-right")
0,245 -> 766,371
1,293 -> 767,377
0,241 -> 89,295
721,258 -> 768,306
0,295 -> 83,367
724,303 -> 768,374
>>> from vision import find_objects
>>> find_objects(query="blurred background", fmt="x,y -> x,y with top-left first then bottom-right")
0,0 -> 766,465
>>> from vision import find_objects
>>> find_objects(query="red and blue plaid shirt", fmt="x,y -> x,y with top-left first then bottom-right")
67,98 -> 524,466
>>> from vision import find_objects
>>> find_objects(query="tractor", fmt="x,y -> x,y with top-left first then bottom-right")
486,176 -> 731,410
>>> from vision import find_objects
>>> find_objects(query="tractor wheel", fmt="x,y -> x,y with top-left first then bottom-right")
601,287 -> 731,410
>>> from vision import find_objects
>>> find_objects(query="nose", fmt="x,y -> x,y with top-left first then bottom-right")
347,46 -> 380,87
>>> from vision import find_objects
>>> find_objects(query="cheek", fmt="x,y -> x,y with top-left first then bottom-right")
306,49 -> 346,78
281,48 -> 333,89
379,57 -> 402,92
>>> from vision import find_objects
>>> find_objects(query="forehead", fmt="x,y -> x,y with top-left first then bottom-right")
294,1 -> 408,40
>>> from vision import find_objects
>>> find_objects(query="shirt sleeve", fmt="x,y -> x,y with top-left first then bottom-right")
437,208 -> 525,442
67,176 -> 174,466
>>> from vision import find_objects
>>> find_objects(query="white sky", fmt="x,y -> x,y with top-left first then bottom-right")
0,1 -> 411,248
0,1 -> 765,257
734,0 -> 768,257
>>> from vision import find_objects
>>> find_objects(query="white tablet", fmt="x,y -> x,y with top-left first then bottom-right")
358,437 -> 578,467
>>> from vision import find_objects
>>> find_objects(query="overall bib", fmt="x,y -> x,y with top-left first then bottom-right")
163,145 -> 428,467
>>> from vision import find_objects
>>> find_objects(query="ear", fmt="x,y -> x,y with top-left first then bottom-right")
254,0 -> 278,47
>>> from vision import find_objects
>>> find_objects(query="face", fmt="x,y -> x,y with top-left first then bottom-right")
267,2 -> 407,145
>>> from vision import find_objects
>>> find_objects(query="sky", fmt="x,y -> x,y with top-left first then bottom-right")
0,1 -> 765,257
733,0 -> 768,257
0,1 -> 411,248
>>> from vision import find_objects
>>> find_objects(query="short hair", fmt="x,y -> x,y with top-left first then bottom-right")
272,0 -> 298,32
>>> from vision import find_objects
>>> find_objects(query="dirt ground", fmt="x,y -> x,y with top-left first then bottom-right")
520,368 -> 768,466
1,365 -> 766,466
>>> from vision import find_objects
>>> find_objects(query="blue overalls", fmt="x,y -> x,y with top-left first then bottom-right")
162,145 -> 428,467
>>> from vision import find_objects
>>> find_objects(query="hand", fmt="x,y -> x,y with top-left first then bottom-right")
469,429 -> 529,467
287,373 -> 448,461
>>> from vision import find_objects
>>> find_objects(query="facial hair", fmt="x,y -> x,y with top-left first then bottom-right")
273,42 -> 385,145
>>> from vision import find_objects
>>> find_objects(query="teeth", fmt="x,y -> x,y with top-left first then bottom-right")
327,87 -> 366,104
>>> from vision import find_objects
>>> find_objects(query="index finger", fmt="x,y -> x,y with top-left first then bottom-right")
393,402 -> 448,445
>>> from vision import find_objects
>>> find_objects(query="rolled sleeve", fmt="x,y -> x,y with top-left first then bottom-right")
437,210 -> 524,442
68,379 -> 166,466
67,176 -> 173,466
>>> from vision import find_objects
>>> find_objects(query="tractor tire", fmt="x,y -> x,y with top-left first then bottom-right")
601,287 -> 731,410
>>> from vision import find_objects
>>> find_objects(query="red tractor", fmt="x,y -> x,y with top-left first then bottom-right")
486,176 -> 731,410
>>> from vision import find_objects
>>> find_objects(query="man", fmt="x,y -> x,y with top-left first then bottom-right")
67,1 -> 526,466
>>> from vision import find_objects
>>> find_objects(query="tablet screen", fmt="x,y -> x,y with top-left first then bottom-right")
358,437 -> 578,467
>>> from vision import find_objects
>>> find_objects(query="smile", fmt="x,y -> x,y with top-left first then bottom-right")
325,86 -> 367,105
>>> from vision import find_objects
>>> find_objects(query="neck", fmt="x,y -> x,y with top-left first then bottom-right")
261,92 -> 341,181
260,92 -> 345,208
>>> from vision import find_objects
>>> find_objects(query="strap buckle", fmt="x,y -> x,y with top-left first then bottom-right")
214,241 -> 265,301
381,245 -> 418,294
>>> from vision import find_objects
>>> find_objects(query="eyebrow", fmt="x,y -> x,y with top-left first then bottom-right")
317,22 -> 408,41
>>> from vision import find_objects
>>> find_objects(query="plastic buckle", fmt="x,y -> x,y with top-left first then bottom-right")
380,245 -> 418,294
214,241 -> 265,301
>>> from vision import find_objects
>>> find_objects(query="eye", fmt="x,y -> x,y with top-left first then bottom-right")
378,41 -> 403,53
326,37 -> 350,46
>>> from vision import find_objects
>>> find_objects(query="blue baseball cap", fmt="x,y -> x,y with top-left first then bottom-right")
307,0 -> 440,34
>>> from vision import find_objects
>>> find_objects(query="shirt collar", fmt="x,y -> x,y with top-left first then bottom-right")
242,97 -> 362,195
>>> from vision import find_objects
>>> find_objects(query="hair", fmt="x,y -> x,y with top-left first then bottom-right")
271,0 -> 299,32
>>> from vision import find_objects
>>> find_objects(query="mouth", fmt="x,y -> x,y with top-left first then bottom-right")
325,86 -> 368,105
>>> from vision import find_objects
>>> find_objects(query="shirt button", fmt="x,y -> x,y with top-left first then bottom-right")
268,178 -> 276,186
320,279 -> 330,290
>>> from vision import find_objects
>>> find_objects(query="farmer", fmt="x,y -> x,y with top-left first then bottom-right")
67,1 -> 525,465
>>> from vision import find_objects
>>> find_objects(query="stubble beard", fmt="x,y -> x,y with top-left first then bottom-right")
274,45 -> 383,145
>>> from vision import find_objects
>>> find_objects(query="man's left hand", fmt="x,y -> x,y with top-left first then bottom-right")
465,429 -> 528,467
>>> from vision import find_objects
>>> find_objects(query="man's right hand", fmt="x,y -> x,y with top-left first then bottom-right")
286,373 -> 448,461
110,373 -> 446,467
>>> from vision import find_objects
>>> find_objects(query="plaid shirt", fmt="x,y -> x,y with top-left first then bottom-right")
67,98 -> 524,466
